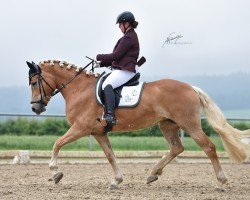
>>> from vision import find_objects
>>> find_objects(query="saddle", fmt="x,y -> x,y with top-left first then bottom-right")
96,72 -> 145,108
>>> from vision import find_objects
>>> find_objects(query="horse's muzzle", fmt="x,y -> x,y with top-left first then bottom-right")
31,103 -> 46,115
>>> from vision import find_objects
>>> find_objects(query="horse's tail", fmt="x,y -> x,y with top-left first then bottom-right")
192,86 -> 250,163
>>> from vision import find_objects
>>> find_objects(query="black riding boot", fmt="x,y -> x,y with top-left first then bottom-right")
102,84 -> 116,126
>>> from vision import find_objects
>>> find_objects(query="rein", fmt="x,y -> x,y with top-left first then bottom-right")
51,60 -> 94,96
30,59 -> 94,105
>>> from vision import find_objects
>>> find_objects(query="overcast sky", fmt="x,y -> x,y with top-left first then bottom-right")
0,0 -> 250,87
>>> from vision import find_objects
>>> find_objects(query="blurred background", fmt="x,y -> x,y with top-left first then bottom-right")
0,0 -> 249,116
0,0 -> 249,152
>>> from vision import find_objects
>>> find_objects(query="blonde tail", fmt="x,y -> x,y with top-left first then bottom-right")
192,86 -> 250,163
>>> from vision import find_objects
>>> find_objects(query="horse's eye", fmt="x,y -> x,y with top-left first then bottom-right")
31,81 -> 38,87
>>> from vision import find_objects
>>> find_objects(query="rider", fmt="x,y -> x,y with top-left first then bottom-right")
96,11 -> 140,127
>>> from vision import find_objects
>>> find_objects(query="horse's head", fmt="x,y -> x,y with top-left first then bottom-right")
27,61 -> 55,115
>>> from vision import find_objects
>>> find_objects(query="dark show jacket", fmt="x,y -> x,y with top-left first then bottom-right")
96,28 -> 140,73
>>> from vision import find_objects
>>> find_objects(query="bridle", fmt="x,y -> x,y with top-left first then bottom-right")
29,58 -> 95,106
29,72 -> 54,106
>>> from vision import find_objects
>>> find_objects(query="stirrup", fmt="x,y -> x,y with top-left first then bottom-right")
101,114 -> 116,126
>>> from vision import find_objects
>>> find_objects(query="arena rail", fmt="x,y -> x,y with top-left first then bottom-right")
0,150 -> 237,164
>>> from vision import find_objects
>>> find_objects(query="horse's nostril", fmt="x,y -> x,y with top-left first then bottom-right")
32,107 -> 36,112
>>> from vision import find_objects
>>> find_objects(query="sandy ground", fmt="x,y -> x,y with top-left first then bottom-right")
0,163 -> 249,200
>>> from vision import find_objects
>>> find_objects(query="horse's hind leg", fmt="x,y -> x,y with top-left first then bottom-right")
186,127 -> 228,185
147,120 -> 184,184
94,134 -> 123,189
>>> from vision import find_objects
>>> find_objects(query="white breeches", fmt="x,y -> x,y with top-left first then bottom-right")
102,67 -> 138,90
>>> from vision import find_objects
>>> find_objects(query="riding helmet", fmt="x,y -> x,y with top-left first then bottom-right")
116,11 -> 135,24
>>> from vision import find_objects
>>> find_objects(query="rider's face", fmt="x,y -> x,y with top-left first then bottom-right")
119,22 -> 129,33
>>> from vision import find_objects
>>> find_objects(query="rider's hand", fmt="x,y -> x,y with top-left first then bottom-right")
94,60 -> 101,68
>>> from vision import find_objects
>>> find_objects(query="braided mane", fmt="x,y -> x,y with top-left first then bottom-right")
39,59 -> 99,78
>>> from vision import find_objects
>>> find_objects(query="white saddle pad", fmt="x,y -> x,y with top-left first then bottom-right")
96,73 -> 145,108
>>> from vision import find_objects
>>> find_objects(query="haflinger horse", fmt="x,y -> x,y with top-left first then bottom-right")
27,60 -> 250,189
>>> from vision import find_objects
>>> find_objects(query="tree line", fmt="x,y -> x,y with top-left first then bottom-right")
0,118 -> 249,137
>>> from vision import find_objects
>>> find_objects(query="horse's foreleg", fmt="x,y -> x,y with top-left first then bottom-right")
147,120 -> 184,184
94,134 -> 123,189
49,125 -> 84,184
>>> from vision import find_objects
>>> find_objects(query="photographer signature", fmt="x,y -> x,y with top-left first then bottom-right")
162,32 -> 192,47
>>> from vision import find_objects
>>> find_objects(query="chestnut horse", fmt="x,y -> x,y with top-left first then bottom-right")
27,60 -> 250,189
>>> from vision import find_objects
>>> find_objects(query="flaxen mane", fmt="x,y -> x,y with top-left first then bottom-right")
39,59 -> 99,78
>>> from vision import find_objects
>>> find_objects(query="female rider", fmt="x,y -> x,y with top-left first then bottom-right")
96,11 -> 140,128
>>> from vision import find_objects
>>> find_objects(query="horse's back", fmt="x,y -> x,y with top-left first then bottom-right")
141,78 -> 200,113
145,78 -> 194,93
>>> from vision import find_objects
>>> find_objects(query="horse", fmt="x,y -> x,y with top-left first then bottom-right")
27,60 -> 250,189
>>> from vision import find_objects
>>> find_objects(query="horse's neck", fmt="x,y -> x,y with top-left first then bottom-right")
45,64 -> 96,102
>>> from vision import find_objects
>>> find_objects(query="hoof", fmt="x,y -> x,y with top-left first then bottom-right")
215,187 -> 226,192
147,175 -> 158,184
109,183 -> 119,190
53,172 -> 63,184
219,177 -> 228,185
116,178 -> 123,185
217,172 -> 228,185
109,178 -> 123,190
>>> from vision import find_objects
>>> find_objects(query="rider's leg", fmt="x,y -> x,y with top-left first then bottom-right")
102,84 -> 116,126
102,69 -> 136,90
102,69 -> 136,126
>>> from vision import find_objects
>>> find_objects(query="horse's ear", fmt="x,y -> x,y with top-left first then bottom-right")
32,61 -> 41,73
26,61 -> 34,69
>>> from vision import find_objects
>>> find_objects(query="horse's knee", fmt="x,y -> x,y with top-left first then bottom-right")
171,144 -> 184,156
177,144 -> 184,154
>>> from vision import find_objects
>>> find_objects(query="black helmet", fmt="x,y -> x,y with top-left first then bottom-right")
116,11 -> 135,24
